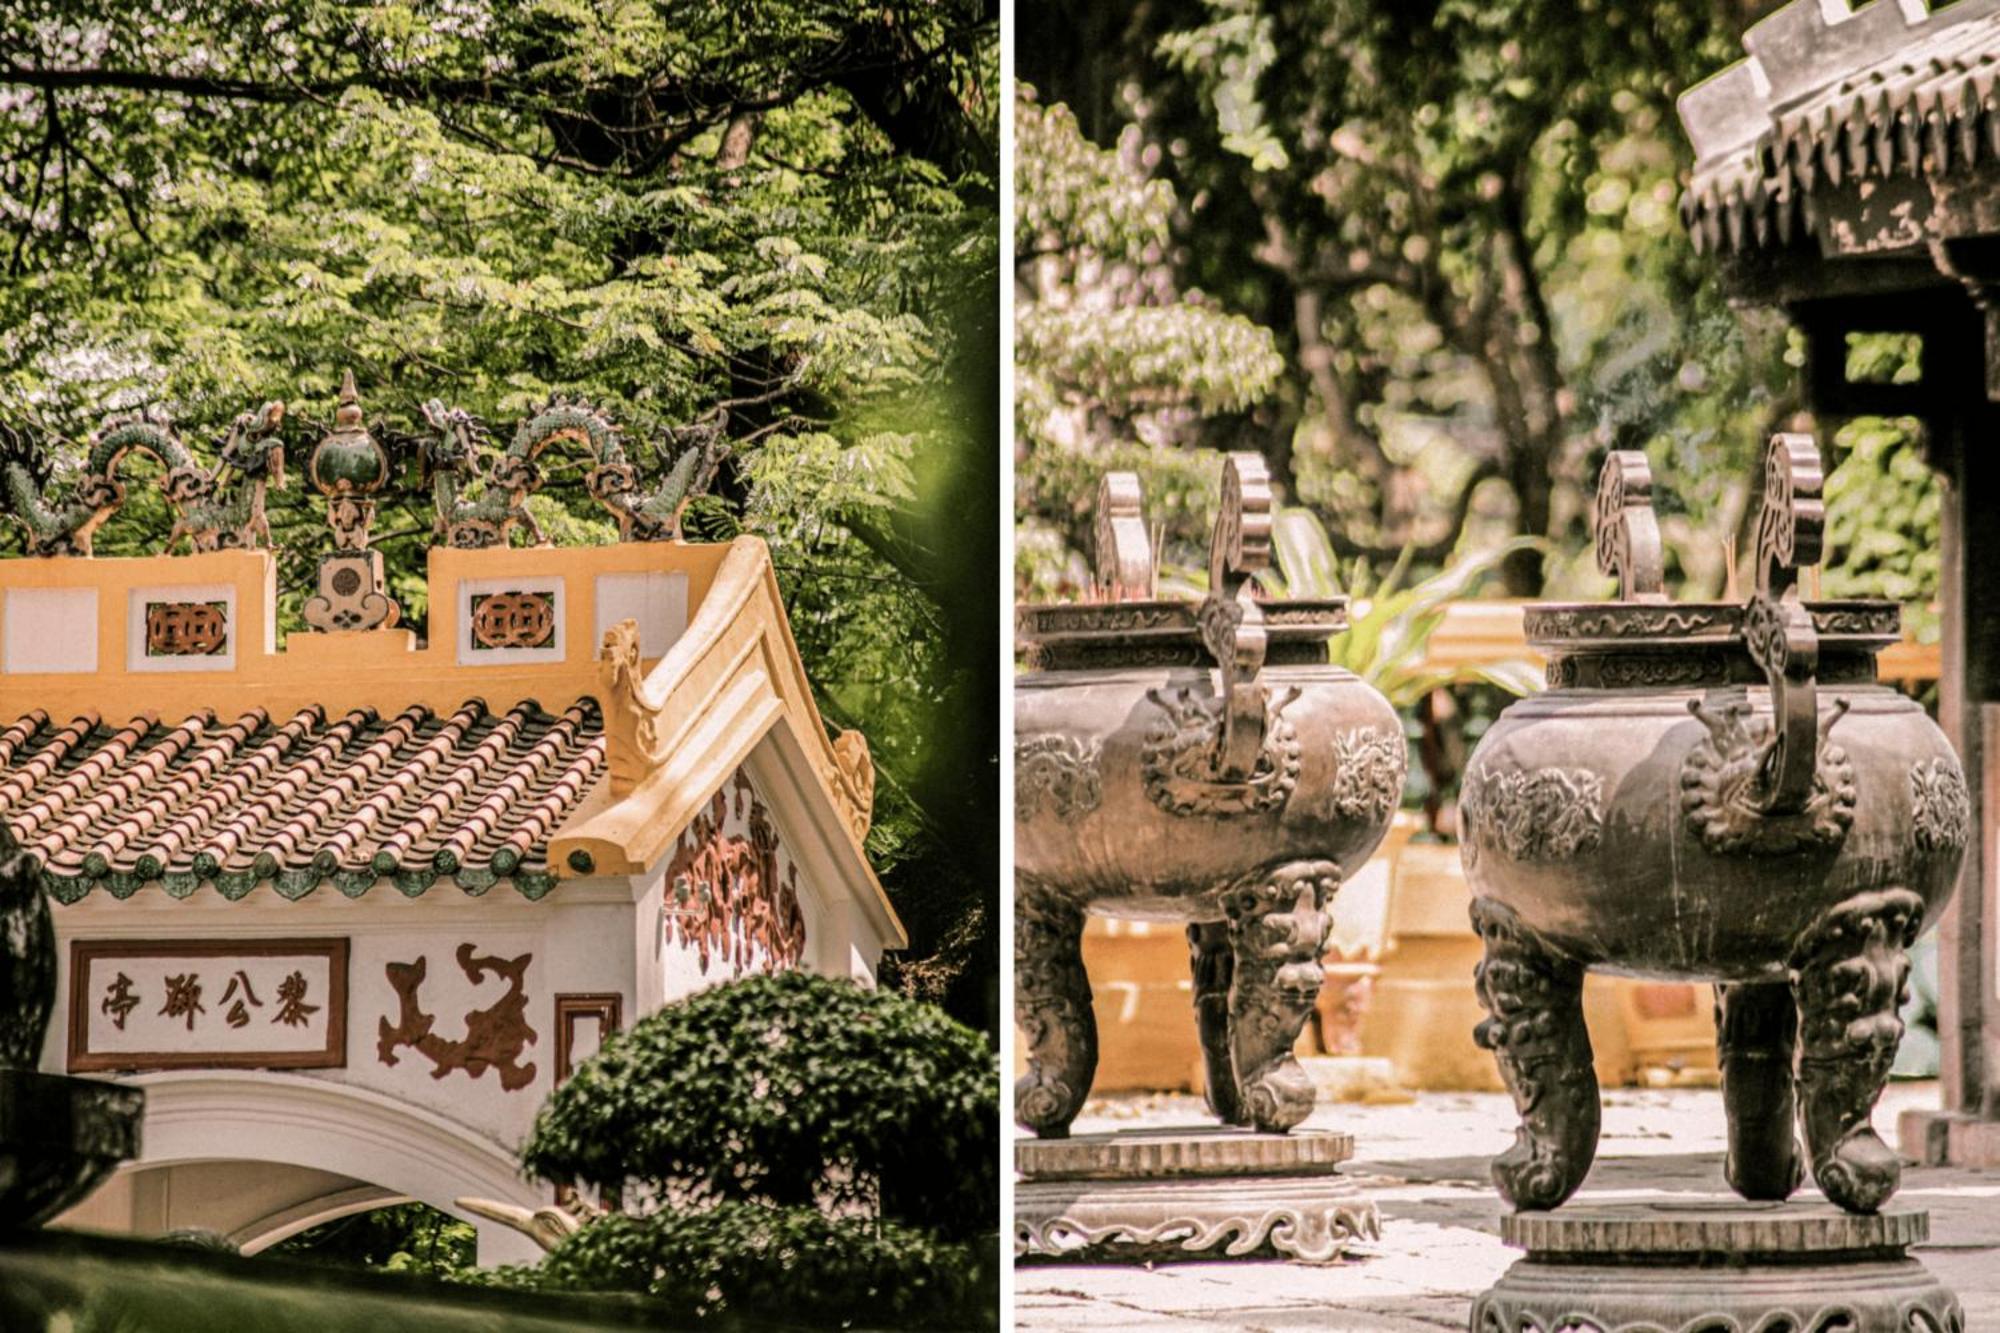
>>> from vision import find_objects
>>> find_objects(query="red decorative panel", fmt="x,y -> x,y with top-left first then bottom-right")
664,770 -> 807,975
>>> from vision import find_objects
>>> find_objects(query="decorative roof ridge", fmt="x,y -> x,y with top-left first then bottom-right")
2,373 -> 730,568
1678,0 -> 2000,253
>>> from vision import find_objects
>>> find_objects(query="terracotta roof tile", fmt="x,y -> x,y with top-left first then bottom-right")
0,698 -> 605,901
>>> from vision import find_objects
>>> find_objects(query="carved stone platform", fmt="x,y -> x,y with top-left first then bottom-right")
1472,1201 -> 1962,1333
1014,1126 -> 1379,1265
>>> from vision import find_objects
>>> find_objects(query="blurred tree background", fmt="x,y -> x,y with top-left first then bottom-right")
0,1 -> 999,1030
1016,0 -> 1938,629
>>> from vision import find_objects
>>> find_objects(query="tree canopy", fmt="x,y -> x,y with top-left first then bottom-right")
1016,0 -> 1937,613
0,1 -> 999,1026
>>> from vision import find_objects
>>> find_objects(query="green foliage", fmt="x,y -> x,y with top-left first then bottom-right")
1823,417 -> 1941,635
1265,510 -> 1543,707
1017,2 -> 1848,606
1015,86 -> 1285,596
520,971 -> 998,1240
1,0 -> 1000,1028
264,1204 -> 478,1281
489,1203 -> 996,1330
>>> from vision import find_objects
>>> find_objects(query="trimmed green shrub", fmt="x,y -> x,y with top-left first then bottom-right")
521,971 -> 998,1239
518,1203 -> 993,1328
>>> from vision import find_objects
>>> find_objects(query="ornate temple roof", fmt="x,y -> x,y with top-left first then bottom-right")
1680,0 -> 2000,254
0,377 -> 900,942
3,698 -> 603,902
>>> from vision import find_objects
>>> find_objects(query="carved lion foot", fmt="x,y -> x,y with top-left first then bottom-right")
1716,979 -> 1804,1201
1224,861 -> 1338,1134
1793,888 -> 1924,1213
1016,891 -> 1096,1138
1470,897 -> 1599,1210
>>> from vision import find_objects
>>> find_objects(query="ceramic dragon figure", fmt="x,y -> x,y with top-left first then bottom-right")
2,405 -> 286,556
504,398 -> 726,543
168,400 -> 288,552
0,426 -> 118,556
422,399 -> 545,548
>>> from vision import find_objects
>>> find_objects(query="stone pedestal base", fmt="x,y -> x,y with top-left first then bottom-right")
1014,1126 -> 1378,1264
1472,1202 -> 1961,1333
1899,1106 -> 2000,1168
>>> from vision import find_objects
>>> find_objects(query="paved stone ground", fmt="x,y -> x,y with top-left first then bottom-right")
1015,1082 -> 2000,1331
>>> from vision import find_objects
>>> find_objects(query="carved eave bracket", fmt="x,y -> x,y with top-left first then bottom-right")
1928,233 -> 2000,402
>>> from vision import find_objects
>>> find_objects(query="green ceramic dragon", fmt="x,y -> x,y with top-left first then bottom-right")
506,399 -> 725,543
2,404 -> 286,556
422,399 -> 544,548
170,400 -> 287,552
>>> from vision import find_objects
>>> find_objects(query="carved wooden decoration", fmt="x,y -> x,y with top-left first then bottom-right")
468,591 -> 558,650
67,938 -> 348,1073
144,601 -> 230,657
664,770 -> 807,975
377,943 -> 538,1091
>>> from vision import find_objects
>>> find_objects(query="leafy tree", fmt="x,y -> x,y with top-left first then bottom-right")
0,1 -> 998,1027
1015,87 -> 1283,597
1015,1 -> 1875,600
507,971 -> 998,1328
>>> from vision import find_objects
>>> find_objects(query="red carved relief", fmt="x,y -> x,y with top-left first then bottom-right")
377,943 -> 538,1091
664,771 -> 806,975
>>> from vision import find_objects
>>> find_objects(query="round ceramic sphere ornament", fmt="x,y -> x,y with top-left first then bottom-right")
308,369 -> 389,497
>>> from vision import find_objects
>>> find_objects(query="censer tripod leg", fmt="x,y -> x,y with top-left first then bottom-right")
1792,887 -> 1924,1214
1715,979 -> 1803,1201
1014,891 -> 1097,1139
1224,860 -> 1338,1134
1470,898 -> 1598,1210
1188,920 -> 1246,1126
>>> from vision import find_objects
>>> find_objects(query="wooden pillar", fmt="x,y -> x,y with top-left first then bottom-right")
1903,394 -> 2000,1160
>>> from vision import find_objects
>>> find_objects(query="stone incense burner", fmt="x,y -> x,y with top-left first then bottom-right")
1014,455 -> 1405,1138
1460,436 -> 1968,1215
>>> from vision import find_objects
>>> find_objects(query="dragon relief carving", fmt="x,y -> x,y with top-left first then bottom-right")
1463,765 -> 1605,864
1015,734 -> 1104,823
1680,696 -> 1855,856
1327,728 -> 1405,824
377,943 -> 538,1092
1910,756 -> 1971,854
1140,686 -> 1301,818
824,730 -> 876,843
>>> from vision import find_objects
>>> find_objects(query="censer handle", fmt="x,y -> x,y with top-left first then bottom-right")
1200,454 -> 1274,781
1747,433 -> 1830,816
1594,450 -> 1666,602
1092,471 -> 1155,602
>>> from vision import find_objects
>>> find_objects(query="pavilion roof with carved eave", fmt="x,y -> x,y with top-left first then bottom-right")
0,373 -> 898,942
0,697 -> 604,903
1680,0 -> 2000,255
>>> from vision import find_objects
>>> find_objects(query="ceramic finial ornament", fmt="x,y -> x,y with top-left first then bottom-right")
301,370 -> 400,631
